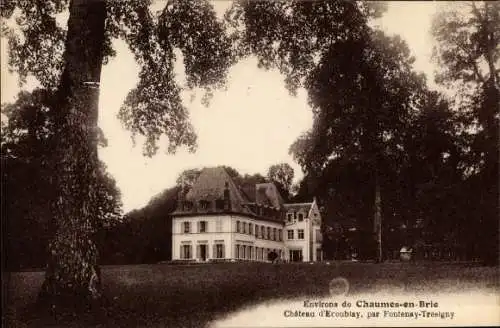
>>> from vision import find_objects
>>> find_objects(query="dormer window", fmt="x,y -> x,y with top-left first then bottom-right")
199,200 -> 210,211
183,201 -> 193,211
298,213 -> 304,221
287,213 -> 293,222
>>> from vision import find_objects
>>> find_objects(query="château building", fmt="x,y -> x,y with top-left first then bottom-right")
171,166 -> 323,262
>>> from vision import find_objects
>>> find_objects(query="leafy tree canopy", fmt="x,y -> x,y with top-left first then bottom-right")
1,0 -> 234,156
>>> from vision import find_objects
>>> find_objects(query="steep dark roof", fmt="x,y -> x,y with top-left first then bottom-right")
255,183 -> 284,209
283,202 -> 313,213
172,167 -> 253,215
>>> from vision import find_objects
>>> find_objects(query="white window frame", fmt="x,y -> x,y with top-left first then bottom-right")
199,221 -> 207,233
183,221 -> 190,233
298,229 -> 304,239
181,244 -> 192,259
215,244 -> 224,259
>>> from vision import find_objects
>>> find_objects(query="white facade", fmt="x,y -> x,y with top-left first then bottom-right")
172,200 -> 323,262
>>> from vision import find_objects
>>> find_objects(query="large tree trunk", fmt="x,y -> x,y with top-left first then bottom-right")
38,0 -> 107,311
373,169 -> 383,263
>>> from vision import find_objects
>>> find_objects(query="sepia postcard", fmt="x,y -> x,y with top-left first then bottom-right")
1,1 -> 499,327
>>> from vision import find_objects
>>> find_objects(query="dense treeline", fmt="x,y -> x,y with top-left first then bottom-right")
230,1 -> 498,264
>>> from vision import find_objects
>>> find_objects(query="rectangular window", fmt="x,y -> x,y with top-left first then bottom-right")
183,201 -> 193,211
273,228 -> 277,241
243,222 -> 247,234
287,229 -> 294,240
199,200 -> 210,210
198,221 -> 207,233
216,219 -> 223,232
255,225 -> 259,238
183,222 -> 190,233
287,213 -> 293,222
181,245 -> 192,259
267,227 -> 271,240
278,229 -> 283,241
298,229 -> 304,239
215,244 -> 224,259
261,226 -> 265,239
249,223 -> 253,235
236,221 -> 241,233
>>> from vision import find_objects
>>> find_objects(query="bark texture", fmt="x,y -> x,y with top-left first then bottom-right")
38,0 -> 107,311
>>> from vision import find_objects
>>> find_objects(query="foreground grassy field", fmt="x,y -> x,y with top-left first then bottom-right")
3,262 -> 498,327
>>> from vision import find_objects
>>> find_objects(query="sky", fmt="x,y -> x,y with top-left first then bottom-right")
1,1 -> 439,212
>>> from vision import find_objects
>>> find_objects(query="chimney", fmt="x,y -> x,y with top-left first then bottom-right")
223,181 -> 230,210
178,181 -> 187,211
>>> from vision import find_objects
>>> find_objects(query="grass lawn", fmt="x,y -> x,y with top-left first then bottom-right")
3,262 -> 498,327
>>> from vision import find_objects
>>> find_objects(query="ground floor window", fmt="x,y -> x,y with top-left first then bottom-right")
196,244 -> 208,260
181,244 -> 192,259
289,249 -> 303,262
214,244 -> 225,259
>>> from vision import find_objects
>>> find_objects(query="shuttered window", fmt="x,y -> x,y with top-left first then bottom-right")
198,221 -> 207,233
183,222 -> 190,233
181,245 -> 192,259
213,244 -> 225,259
